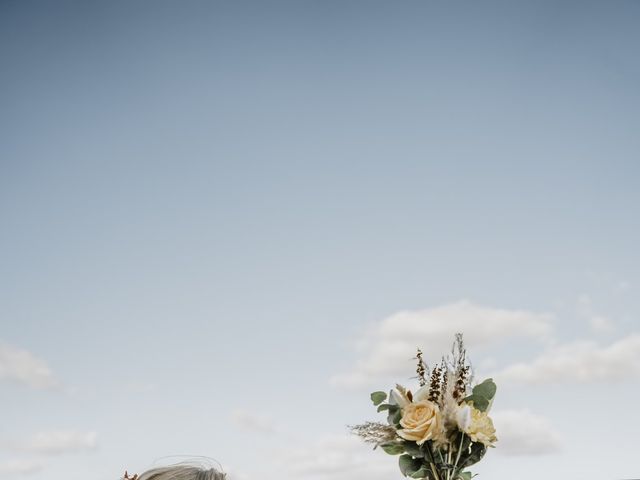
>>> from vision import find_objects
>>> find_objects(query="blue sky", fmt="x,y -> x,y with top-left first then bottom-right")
1,1 -> 639,480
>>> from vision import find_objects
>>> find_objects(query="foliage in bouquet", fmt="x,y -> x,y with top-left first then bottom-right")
350,334 -> 497,480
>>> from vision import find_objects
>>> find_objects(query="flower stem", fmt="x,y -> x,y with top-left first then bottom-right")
425,442 -> 441,480
451,433 -> 466,479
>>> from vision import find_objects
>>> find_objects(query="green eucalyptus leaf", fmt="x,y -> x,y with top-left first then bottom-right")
377,404 -> 391,412
381,443 -> 405,455
388,405 -> 402,426
472,379 -> 496,401
455,471 -> 472,480
458,441 -> 487,468
371,391 -> 388,406
403,441 -> 424,458
399,455 -> 422,477
463,394 -> 489,412
410,466 -> 430,479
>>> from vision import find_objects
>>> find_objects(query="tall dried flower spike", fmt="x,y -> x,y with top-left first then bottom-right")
416,348 -> 427,387
438,357 -> 449,405
454,333 -> 466,367
428,363 -> 442,402
452,333 -> 470,401
453,365 -> 470,401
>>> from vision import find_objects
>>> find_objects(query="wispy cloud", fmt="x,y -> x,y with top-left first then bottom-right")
7,431 -> 98,455
576,294 -> 615,333
0,342 -> 58,390
494,334 -> 640,384
230,409 -> 276,435
0,459 -> 43,477
273,433 -> 396,480
491,410 -> 562,456
330,301 -> 554,389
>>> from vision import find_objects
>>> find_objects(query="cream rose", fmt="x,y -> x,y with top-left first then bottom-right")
397,400 -> 442,445
466,407 -> 497,447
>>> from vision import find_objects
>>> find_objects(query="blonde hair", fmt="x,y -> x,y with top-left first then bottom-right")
126,460 -> 226,480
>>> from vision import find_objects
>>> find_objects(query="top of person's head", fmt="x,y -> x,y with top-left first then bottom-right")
124,460 -> 226,480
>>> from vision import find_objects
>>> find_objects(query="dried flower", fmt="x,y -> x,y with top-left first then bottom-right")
439,358 -> 449,406
349,422 -> 398,447
428,363 -> 443,403
452,333 -> 471,401
416,348 -> 427,387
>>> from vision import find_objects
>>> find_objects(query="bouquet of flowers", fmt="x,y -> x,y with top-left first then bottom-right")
351,334 -> 497,480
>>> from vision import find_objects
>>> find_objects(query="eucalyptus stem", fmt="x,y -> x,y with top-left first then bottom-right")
451,433 -> 466,479
425,442 -> 442,480
436,448 -> 446,467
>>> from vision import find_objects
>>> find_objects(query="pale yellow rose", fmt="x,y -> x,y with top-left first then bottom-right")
397,400 -> 442,445
466,407 -> 497,447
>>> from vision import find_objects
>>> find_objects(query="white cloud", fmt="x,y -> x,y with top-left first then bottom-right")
273,433 -> 396,480
330,301 -> 554,389
0,343 -> 58,390
231,409 -> 275,434
589,315 -> 614,333
576,294 -> 614,333
10,431 -> 98,455
0,459 -> 43,477
494,334 -> 640,384
491,410 -> 562,456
